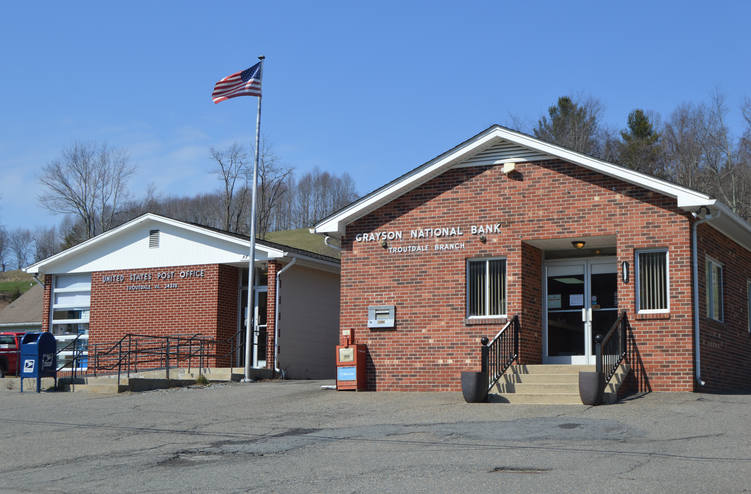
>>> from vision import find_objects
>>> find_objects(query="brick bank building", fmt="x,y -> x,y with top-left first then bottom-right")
314,125 -> 751,394
24,214 -> 341,379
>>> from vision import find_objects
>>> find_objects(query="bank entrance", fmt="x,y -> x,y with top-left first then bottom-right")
543,257 -> 618,365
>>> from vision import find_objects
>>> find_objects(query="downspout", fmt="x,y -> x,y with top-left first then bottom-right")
692,207 -> 720,387
324,235 -> 341,251
274,257 -> 296,376
32,274 -> 45,289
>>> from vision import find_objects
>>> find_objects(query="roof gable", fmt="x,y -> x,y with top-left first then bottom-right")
315,125 -> 720,237
25,214 -> 287,275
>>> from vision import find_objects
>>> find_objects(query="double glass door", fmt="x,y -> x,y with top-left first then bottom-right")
544,258 -> 618,364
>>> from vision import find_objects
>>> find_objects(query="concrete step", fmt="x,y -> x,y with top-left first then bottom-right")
494,382 -> 580,394
490,363 -> 631,405
500,373 -> 579,384
508,365 -> 595,374
489,393 -> 584,405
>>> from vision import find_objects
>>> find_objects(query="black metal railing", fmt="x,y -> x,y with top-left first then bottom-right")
595,310 -> 629,382
481,315 -> 520,391
91,333 -> 213,384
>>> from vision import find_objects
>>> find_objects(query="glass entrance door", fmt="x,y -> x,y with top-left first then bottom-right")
544,258 -> 618,364
253,289 -> 268,368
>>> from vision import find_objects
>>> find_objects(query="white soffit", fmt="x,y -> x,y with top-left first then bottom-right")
525,235 -> 617,251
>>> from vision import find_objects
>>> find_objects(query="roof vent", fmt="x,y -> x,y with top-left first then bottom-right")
149,230 -> 160,248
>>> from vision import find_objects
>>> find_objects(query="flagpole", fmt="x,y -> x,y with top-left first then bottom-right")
244,55 -> 265,383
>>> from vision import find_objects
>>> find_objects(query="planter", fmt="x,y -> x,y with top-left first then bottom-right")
579,371 -> 605,406
461,371 -> 488,403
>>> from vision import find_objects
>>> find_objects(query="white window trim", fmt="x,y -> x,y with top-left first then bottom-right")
706,256 -> 724,322
466,257 -> 507,319
747,280 -> 751,333
635,249 -> 670,314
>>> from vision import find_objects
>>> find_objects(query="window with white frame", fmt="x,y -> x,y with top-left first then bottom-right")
636,250 -> 669,313
706,258 -> 723,322
51,273 -> 91,370
747,281 -> 751,332
467,258 -> 506,318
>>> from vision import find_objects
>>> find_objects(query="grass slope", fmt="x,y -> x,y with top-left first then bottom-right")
263,229 -> 341,259
0,270 -> 35,311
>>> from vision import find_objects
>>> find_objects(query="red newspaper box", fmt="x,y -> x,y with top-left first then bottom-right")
336,330 -> 366,390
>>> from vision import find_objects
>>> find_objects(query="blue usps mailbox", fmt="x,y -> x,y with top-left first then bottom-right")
20,332 -> 57,393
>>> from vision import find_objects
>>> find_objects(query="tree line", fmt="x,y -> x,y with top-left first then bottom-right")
4,88 -> 751,270
518,90 -> 751,219
0,138 -> 358,270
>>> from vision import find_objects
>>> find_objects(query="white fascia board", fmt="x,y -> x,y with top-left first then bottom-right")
703,202 -> 751,253
314,125 -> 719,237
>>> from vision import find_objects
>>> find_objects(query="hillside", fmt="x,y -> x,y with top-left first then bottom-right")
0,270 -> 36,311
263,229 -> 341,259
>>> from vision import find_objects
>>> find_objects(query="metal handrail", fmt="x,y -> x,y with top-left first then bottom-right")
595,310 -> 628,382
481,315 -> 520,392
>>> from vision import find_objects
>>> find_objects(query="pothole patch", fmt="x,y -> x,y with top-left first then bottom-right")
491,466 -> 551,474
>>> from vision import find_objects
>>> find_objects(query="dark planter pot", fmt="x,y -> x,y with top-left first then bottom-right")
461,371 -> 488,403
579,371 -> 605,406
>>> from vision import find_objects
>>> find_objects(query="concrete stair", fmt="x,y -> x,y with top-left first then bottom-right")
489,364 -> 630,405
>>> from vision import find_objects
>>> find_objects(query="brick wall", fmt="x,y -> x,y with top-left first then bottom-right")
86,264 -> 239,367
341,160 -> 697,392
266,261 -> 279,371
696,223 -> 751,391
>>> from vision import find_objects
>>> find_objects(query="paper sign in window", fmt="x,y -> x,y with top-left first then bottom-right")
570,294 -> 584,307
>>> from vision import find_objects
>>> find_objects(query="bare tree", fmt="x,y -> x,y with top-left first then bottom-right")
37,140 -> 137,240
209,141 -> 249,232
255,139 -> 294,238
9,228 -> 34,270
34,225 -> 62,262
0,226 -> 8,271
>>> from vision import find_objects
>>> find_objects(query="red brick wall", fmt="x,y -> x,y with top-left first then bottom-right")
341,160 -> 696,392
42,274 -> 52,332
266,261 -> 279,371
696,223 -> 751,391
87,264 -> 239,366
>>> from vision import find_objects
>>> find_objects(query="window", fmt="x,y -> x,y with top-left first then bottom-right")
636,250 -> 669,313
706,258 -> 723,321
51,274 -> 91,370
748,281 -> 751,332
467,258 -> 506,317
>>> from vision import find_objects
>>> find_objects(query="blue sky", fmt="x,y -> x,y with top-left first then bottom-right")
1,1 -> 749,232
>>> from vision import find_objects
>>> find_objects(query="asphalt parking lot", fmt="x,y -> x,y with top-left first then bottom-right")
1,380 -> 751,493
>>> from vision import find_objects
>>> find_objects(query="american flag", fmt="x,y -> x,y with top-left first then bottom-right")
212,62 -> 262,104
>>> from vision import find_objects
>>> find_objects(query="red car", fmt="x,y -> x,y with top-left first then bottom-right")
0,332 -> 25,377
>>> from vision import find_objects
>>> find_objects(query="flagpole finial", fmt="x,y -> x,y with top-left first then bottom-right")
258,55 -> 265,60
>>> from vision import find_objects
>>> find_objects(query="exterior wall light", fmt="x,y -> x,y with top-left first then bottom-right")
572,241 -> 586,249
480,235 -> 487,243
622,261 -> 630,283
380,239 -> 387,248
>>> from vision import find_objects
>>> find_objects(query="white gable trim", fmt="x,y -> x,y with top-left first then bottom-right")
24,214 -> 287,274
314,125 -> 720,237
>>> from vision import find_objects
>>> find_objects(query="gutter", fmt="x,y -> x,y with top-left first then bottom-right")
692,207 -> 720,387
274,257 -> 296,376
